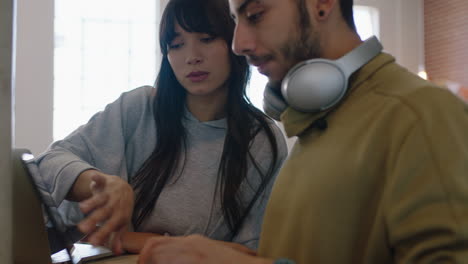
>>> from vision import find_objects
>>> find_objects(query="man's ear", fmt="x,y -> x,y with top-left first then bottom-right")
315,0 -> 338,20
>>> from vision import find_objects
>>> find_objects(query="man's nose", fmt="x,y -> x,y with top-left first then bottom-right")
232,23 -> 255,56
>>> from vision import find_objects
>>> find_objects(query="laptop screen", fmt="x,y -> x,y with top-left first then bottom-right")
18,151 -> 112,264
19,152 -> 78,262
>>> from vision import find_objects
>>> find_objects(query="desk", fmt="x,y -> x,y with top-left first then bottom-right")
91,254 -> 139,264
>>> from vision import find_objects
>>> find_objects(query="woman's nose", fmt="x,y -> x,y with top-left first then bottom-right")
186,44 -> 203,65
186,56 -> 203,65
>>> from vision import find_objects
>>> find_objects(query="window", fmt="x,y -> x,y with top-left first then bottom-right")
246,68 -> 269,112
246,6 -> 380,111
353,5 -> 380,40
53,0 -> 159,140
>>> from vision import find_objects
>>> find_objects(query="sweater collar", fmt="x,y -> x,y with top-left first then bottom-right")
184,105 -> 227,129
281,53 -> 396,137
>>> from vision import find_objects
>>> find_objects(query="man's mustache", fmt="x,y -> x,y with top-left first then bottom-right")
246,54 -> 274,66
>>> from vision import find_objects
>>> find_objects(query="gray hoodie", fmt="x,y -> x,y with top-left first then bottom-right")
34,86 -> 287,249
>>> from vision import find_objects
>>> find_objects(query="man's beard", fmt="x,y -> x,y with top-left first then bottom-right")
265,0 -> 322,90
280,0 -> 322,76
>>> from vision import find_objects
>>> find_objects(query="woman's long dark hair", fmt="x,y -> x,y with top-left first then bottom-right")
131,0 -> 279,237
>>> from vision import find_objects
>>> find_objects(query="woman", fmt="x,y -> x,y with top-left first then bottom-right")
35,0 -> 287,255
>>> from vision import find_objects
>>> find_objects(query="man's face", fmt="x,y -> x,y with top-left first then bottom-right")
230,0 -> 322,83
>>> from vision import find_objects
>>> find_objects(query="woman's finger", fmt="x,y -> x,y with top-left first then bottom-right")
77,205 -> 112,236
110,228 -> 125,255
138,237 -> 170,264
86,210 -> 126,246
90,173 -> 107,191
79,192 -> 109,214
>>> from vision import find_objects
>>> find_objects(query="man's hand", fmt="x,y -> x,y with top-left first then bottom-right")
76,171 -> 134,255
138,234 -> 273,264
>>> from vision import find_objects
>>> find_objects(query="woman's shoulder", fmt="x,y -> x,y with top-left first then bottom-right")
250,115 -> 288,158
113,86 -> 155,115
119,86 -> 156,105
109,86 -> 156,130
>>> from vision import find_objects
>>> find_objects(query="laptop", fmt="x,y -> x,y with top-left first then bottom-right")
13,149 -> 114,264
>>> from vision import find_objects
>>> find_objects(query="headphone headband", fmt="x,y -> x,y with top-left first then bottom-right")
338,36 -> 383,77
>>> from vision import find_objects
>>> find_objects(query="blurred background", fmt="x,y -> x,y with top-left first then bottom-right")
11,0 -> 468,155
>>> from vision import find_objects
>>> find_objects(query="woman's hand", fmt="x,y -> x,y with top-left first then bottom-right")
120,231 -> 256,256
72,170 -> 134,255
120,231 -> 162,254
217,240 -> 257,256
138,234 -> 272,264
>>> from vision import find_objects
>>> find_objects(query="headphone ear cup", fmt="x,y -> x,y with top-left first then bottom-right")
281,60 -> 347,112
279,36 -> 383,113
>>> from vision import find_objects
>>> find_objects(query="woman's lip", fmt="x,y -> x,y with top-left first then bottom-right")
187,72 -> 209,82
187,71 -> 209,77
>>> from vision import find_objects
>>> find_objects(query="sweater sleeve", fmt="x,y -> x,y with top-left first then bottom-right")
34,86 -> 153,208
385,91 -> 468,263
232,122 -> 288,250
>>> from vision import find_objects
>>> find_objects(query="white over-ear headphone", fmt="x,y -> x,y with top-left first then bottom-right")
279,36 -> 383,113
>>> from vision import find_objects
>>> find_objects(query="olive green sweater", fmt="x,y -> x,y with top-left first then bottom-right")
259,53 -> 468,263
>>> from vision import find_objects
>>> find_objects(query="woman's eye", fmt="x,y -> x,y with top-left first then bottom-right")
201,36 -> 216,43
169,43 -> 183,50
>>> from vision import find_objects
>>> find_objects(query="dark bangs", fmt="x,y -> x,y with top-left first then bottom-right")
159,0 -> 234,55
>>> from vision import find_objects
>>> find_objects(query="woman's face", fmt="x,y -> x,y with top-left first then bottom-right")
168,23 -> 231,100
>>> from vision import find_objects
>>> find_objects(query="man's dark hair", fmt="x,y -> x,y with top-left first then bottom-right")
339,0 -> 356,31
297,0 -> 356,31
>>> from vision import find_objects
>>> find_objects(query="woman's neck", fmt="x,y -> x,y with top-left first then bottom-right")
186,90 -> 228,122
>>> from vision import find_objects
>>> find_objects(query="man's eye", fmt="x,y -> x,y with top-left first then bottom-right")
247,11 -> 263,23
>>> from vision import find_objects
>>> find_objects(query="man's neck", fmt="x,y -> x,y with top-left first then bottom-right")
320,26 -> 363,60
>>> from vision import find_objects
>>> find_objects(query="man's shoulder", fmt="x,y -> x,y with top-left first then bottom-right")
368,63 -> 466,118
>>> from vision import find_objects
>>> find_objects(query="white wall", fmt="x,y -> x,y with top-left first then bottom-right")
0,0 -> 14,261
14,0 -> 425,155
356,0 -> 425,73
14,0 -> 54,155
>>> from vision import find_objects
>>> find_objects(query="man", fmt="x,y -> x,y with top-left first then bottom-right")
138,0 -> 468,263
